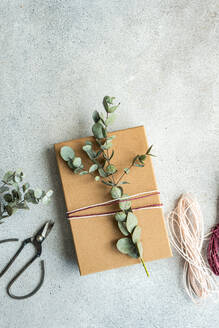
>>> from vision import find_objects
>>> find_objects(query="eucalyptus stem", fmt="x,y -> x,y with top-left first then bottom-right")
59,96 -> 154,277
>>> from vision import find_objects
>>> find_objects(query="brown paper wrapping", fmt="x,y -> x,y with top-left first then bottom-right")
54,126 -> 172,275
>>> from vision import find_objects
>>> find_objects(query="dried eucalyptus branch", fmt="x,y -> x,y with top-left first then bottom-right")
0,169 -> 53,223
60,96 -> 155,276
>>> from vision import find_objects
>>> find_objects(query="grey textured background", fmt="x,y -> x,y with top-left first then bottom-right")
0,1 -> 219,327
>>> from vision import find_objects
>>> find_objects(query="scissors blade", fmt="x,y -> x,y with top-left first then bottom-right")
35,220 -> 54,242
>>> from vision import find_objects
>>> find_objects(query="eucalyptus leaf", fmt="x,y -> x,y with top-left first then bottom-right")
115,211 -> 126,222
0,185 -> 9,193
92,110 -> 100,123
79,171 -> 88,175
126,212 -> 138,233
95,176 -> 100,181
105,164 -> 117,175
92,122 -> 105,139
132,226 -> 141,243
22,183 -> 30,192
67,159 -> 74,169
124,168 -> 130,174
60,146 -> 75,161
3,171 -> 14,183
116,237 -> 138,258
111,186 -> 122,199
105,113 -> 116,126
107,104 -> 120,113
119,194 -> 131,211
89,164 -> 98,173
118,222 -> 129,236
4,193 -> 12,202
73,157 -> 82,168
46,190 -> 53,197
34,188 -> 43,199
98,168 -> 108,178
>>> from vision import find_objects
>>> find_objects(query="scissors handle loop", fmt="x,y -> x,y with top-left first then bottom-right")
7,257 -> 45,300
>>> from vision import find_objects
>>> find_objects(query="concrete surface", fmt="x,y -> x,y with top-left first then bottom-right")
0,1 -> 219,327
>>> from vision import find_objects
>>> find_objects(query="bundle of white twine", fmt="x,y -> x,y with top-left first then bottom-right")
167,193 -> 219,303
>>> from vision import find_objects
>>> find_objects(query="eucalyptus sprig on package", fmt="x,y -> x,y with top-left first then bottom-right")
0,169 -> 53,223
60,96 -> 154,275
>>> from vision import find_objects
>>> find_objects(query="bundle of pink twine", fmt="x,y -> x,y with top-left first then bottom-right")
167,193 -> 219,303
207,224 -> 219,276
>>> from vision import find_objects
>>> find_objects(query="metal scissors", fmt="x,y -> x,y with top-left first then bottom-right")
0,220 -> 54,300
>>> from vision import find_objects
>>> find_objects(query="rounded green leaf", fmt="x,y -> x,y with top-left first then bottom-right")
73,157 -> 82,168
60,146 -> 75,161
116,238 -> 139,258
119,194 -> 131,211
92,110 -> 100,123
46,190 -> 53,197
4,193 -> 12,202
116,237 -> 133,254
42,195 -> 50,205
34,188 -> 43,199
126,212 -> 138,233
118,222 -> 129,236
3,171 -> 14,184
92,122 -> 105,139
67,160 -> 74,169
111,186 -> 122,199
115,211 -> 126,222
132,226 -> 141,243
95,176 -> 100,181
89,164 -> 98,173
105,164 -> 117,175
79,171 -> 88,175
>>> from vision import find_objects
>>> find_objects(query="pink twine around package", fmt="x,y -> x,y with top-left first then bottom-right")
167,193 -> 219,303
207,224 -> 219,276
67,190 -> 162,219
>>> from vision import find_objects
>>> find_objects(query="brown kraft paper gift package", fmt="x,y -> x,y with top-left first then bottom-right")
54,126 -> 172,275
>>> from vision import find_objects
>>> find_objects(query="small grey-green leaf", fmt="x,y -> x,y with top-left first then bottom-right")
119,194 -> 131,211
42,195 -> 50,205
127,246 -> 139,258
85,140 -> 93,146
116,237 -> 133,254
137,241 -> 143,257
79,171 -> 88,175
126,212 -> 138,233
111,186 -> 122,199
92,110 -> 100,123
46,190 -> 53,197
118,222 -> 129,236
132,226 -> 141,243
73,157 -> 82,168
67,159 -> 74,169
4,193 -> 12,202
105,113 -> 116,126
3,171 -> 14,183
124,168 -> 130,174
92,122 -> 105,139
95,176 -> 100,181
105,164 -> 117,175
115,211 -> 126,222
22,183 -> 30,192
0,186 -> 9,193
34,188 -> 43,199
98,168 -> 107,177
89,164 -> 98,173
60,146 -> 75,161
